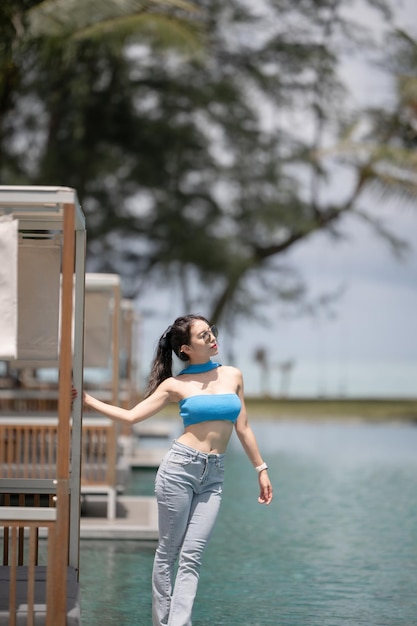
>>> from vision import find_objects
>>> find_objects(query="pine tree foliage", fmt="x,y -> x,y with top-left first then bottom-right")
0,0 -> 411,323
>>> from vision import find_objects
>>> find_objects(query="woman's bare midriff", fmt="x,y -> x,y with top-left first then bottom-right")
177,420 -> 234,454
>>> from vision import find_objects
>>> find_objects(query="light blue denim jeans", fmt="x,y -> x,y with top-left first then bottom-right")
152,440 -> 225,626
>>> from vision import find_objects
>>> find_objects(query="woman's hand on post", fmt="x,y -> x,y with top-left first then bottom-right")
258,471 -> 273,505
71,386 -> 91,410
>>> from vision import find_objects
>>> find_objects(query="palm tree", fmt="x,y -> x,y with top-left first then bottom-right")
276,360 -> 295,399
253,347 -> 270,398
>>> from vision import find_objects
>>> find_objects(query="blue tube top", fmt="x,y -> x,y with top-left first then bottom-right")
179,394 -> 241,427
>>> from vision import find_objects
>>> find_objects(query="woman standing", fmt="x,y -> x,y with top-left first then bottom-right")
83,314 -> 273,626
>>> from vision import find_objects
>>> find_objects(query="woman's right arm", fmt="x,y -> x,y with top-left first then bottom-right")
83,379 -> 174,425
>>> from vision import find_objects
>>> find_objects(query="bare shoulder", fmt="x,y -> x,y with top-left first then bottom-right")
220,364 -> 242,376
219,365 -> 243,386
157,376 -> 183,401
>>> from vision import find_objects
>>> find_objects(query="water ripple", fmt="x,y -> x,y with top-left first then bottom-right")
80,422 -> 417,625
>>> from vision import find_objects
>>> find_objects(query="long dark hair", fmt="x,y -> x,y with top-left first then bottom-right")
144,314 -> 209,397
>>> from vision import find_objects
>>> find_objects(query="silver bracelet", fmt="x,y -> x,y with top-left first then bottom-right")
255,462 -> 268,473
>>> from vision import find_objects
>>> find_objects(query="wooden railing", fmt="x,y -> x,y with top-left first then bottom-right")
81,421 -> 117,487
0,507 -> 57,626
0,423 -> 58,479
0,390 -> 60,414
0,417 -> 123,519
0,479 -> 80,626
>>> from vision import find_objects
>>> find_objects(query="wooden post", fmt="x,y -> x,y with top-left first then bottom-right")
55,202 -> 75,625
109,282 -> 121,488
69,227 -> 86,574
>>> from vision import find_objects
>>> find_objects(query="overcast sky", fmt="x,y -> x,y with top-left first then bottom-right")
135,0 -> 417,399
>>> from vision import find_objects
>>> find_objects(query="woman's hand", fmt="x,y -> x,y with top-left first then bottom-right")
258,471 -> 273,505
83,391 -> 92,407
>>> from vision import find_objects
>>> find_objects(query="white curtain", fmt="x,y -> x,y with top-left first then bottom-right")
17,238 -> 61,360
84,291 -> 113,367
0,216 -> 18,359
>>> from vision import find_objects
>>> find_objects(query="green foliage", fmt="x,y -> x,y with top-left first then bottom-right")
321,30 -> 417,216
26,0 -> 203,56
0,0 -> 409,324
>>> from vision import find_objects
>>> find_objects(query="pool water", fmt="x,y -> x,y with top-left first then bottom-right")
79,421 -> 417,625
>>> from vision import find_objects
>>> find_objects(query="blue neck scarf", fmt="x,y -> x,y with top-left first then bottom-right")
178,361 -> 221,375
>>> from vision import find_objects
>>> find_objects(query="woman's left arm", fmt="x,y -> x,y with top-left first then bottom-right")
234,372 -> 273,505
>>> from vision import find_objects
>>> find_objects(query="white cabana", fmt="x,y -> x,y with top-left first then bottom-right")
84,274 -> 142,406
0,186 -> 86,626
0,217 -> 18,360
120,298 -> 142,406
84,273 -> 121,403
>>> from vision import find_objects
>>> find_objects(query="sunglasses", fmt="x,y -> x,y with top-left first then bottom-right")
201,325 -> 219,343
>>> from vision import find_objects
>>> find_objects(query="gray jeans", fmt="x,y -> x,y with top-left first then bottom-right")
152,440 -> 225,626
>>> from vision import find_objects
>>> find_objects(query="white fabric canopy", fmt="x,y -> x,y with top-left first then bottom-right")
16,238 -> 61,360
0,216 -> 18,359
84,291 -> 113,367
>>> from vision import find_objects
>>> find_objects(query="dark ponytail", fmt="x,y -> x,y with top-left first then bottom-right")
144,314 -> 209,397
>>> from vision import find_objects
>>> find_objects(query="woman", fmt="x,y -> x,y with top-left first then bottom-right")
83,314 -> 273,626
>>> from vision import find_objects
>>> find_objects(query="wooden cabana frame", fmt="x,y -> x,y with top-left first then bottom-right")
0,186 -> 86,625
82,273 -> 128,518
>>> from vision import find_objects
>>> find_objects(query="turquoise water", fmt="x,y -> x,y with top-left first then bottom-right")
80,422 -> 417,625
